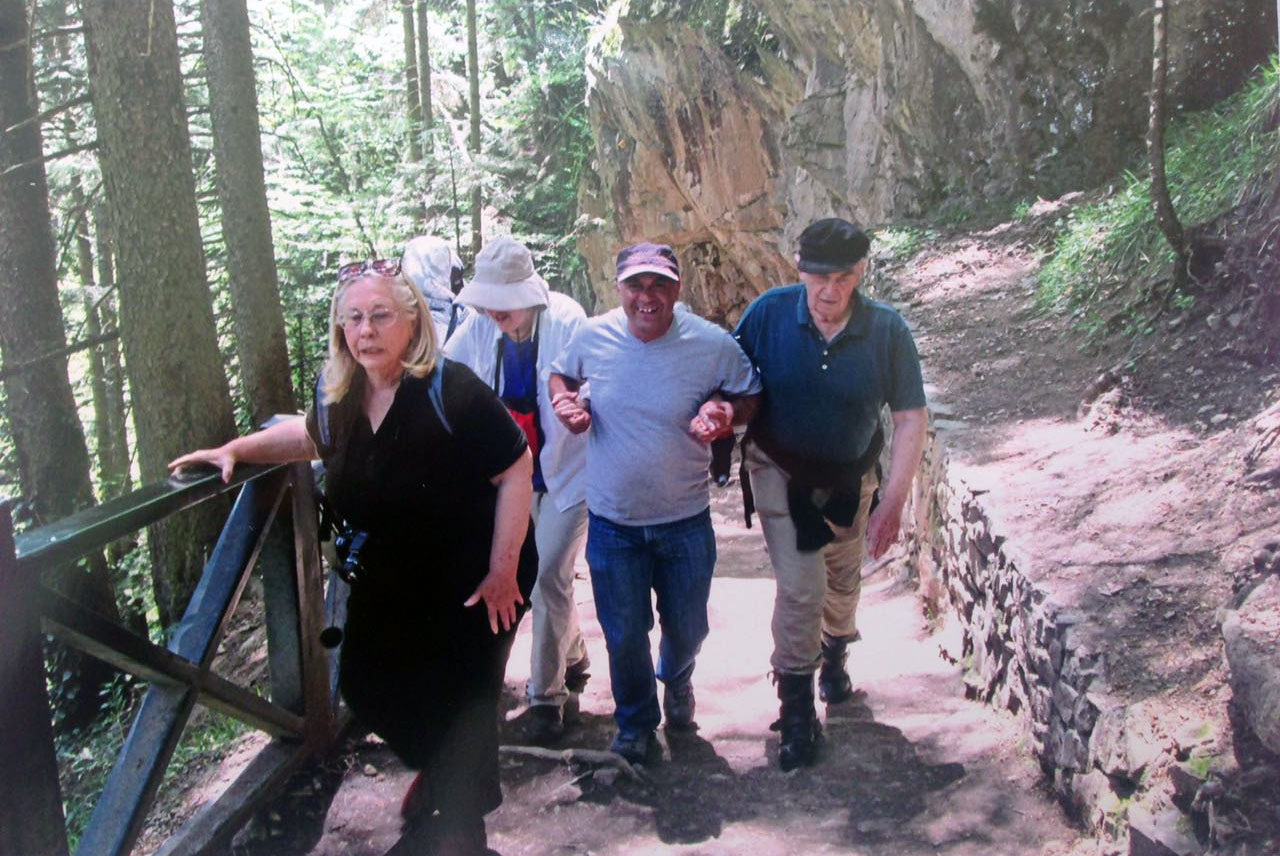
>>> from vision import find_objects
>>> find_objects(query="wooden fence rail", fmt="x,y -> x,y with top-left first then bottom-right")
0,458 -> 342,856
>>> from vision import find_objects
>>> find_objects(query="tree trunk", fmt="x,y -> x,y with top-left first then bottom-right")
448,133 -> 462,252
466,0 -> 482,257
81,202 -> 144,631
0,0 -> 121,731
416,0 -> 433,149
93,204 -> 132,499
0,0 -> 95,531
82,0 -> 238,628
400,0 -> 423,163
511,6 -> 538,67
75,186 -> 115,494
524,8 -> 538,65
1148,0 -> 1188,276
201,0 -> 294,424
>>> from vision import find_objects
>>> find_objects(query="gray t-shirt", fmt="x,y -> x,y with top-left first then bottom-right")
551,308 -> 761,526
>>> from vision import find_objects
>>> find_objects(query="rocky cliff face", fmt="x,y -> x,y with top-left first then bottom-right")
576,0 -> 1275,320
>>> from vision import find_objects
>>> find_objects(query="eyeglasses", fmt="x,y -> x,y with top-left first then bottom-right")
339,307 -> 401,331
337,258 -> 402,284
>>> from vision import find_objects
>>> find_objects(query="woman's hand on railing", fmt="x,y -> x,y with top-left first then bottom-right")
168,418 -> 317,485
169,444 -> 239,483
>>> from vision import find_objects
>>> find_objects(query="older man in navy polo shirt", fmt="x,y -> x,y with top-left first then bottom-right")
734,218 -> 927,771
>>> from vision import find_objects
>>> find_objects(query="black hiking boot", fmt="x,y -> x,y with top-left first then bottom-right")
610,729 -> 660,765
663,680 -> 696,730
818,631 -> 859,704
525,704 -> 564,746
564,656 -> 591,693
774,671 -> 821,771
562,656 -> 591,726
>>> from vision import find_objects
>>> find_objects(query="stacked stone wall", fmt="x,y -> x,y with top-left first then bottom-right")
904,423 -> 1124,830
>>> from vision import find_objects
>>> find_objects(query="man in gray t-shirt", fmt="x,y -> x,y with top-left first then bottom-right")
549,242 -> 760,763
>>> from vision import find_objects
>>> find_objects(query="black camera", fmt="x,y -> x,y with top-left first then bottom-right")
333,527 -> 371,585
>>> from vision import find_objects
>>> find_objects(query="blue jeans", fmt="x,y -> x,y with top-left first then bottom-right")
586,507 -> 717,735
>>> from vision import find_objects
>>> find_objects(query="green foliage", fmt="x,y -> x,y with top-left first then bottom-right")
57,673 -> 138,850
871,226 -> 937,263
588,0 -> 778,77
56,673 -> 246,851
246,0 -> 608,367
619,0 -> 775,52
1184,751 -> 1225,780
1037,56 -> 1280,337
484,1 -> 602,290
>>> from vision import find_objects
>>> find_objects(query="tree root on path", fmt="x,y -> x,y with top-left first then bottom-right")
498,745 -> 645,781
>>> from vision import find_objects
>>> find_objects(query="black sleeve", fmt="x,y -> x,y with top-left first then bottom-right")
442,359 -> 529,479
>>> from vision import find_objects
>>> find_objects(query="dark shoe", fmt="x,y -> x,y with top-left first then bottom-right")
526,704 -> 564,746
609,729 -> 660,765
818,631 -> 859,704
564,657 -> 591,693
775,671 -> 821,771
663,681 -> 696,730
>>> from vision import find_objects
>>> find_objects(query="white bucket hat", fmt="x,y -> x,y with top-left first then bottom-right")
456,236 -> 549,311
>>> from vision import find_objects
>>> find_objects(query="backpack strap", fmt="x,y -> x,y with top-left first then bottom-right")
428,360 -> 452,436
315,365 -> 451,441
313,374 -> 332,449
445,302 -> 462,342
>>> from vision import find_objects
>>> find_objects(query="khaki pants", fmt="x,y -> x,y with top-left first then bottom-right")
745,444 -> 878,675
528,495 -> 589,707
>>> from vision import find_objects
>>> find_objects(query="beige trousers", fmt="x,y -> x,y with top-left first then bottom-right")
745,443 -> 878,674
528,495 -> 589,707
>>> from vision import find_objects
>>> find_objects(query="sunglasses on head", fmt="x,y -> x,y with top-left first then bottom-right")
337,258 -> 402,284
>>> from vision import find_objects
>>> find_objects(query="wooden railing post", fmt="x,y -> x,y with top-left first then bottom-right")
289,462 -> 333,747
260,506 -> 305,716
0,501 -> 70,856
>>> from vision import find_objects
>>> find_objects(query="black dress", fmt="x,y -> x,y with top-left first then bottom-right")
306,359 -> 537,821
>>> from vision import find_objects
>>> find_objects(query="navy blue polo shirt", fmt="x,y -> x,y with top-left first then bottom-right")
733,284 -> 925,464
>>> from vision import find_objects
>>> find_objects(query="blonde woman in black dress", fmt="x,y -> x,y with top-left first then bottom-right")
172,258 -> 536,855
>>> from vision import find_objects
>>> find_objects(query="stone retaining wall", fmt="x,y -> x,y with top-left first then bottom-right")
903,422 -> 1141,835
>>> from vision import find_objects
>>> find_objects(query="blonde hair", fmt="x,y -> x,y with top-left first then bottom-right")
320,271 -> 438,404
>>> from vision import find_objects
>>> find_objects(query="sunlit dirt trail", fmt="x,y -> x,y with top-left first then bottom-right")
295,481 -> 1090,856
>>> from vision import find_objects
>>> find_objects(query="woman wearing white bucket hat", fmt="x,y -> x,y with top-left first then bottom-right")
445,236 -> 592,745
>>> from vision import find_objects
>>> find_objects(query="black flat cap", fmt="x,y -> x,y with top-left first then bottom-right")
796,218 -> 871,274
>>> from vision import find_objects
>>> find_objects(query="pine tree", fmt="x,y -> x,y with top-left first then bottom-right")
82,0 -> 238,627
201,0 -> 295,423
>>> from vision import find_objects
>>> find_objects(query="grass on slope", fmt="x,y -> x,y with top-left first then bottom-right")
1038,56 -> 1279,337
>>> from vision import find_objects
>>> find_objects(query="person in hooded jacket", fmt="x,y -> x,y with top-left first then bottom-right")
403,234 -> 468,345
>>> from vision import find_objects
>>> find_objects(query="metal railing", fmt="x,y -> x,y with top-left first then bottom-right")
0,458 -> 343,856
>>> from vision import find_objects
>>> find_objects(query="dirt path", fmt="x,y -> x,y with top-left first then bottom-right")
881,213 -> 1280,747
236,482 -> 1087,856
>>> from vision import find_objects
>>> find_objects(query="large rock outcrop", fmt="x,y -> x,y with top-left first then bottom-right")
1223,574 -> 1280,758
576,0 -> 1275,319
